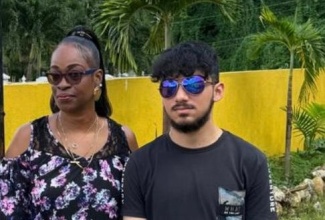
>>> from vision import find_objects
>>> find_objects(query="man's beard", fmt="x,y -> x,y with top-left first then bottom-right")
169,99 -> 214,133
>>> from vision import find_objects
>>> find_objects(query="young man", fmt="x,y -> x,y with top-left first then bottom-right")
122,41 -> 278,220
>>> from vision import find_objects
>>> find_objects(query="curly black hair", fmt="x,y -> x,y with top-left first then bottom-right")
151,41 -> 219,83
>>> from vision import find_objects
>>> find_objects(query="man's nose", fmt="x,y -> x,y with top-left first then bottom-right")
174,85 -> 189,101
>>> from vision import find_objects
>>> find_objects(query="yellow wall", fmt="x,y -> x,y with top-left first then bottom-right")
3,69 -> 325,156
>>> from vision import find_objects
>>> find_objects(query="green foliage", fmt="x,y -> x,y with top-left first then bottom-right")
245,5 -> 325,182
246,6 -> 325,102
277,154 -> 325,219
312,138 -> 325,149
270,145 -> 325,219
279,199 -> 325,219
3,0 -> 325,77
93,0 -> 239,73
292,103 -> 325,149
269,148 -> 325,187
2,0 -> 98,81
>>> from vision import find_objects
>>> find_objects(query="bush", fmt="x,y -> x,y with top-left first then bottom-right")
269,147 -> 325,219
269,148 -> 325,187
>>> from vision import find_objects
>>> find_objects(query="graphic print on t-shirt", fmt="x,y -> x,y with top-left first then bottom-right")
217,187 -> 246,220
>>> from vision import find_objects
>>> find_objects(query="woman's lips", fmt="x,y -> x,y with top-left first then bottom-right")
56,93 -> 74,101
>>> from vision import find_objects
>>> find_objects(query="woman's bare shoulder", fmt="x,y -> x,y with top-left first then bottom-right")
5,123 -> 32,158
121,125 -> 138,152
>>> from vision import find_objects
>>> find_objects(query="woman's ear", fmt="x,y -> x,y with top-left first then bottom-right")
94,69 -> 103,85
213,82 -> 224,102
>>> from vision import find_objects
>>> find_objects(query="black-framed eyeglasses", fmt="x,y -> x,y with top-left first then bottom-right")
159,75 -> 214,98
46,68 -> 98,85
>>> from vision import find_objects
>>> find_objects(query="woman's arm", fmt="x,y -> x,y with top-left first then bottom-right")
5,123 -> 31,158
122,125 -> 139,152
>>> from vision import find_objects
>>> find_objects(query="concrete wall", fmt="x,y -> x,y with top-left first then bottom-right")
3,69 -> 325,156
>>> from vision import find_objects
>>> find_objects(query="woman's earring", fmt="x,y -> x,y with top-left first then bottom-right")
93,84 -> 102,101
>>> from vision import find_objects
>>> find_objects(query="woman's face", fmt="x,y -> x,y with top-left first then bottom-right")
49,43 -> 102,113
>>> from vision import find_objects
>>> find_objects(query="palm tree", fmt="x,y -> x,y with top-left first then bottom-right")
93,0 -> 238,132
94,0 -> 237,72
292,103 -> 325,150
4,0 -> 95,81
4,0 -> 63,81
247,6 -> 325,182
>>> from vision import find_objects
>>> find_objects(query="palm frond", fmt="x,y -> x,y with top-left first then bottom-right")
93,0 -> 148,72
293,103 -> 325,149
93,0 -> 240,73
142,12 -> 165,54
247,6 -> 325,103
296,21 -> 325,102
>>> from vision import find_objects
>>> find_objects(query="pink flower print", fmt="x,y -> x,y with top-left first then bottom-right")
39,157 -> 64,176
30,150 -> 41,160
82,167 -> 97,182
105,198 -> 118,218
0,196 -> 15,215
64,182 -> 80,200
71,207 -> 88,220
82,183 -> 97,203
48,210 -> 67,220
0,180 -> 9,195
51,175 -> 67,188
0,162 -> 10,175
100,161 -> 118,188
99,160 -> 111,172
112,156 -> 123,171
99,160 -> 111,180
31,179 -> 47,200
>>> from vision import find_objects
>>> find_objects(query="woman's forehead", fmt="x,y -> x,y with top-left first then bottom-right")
51,44 -> 88,66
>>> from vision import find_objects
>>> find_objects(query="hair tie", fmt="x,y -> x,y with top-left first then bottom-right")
69,30 -> 93,41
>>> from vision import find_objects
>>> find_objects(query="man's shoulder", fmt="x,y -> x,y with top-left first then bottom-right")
131,134 -> 168,157
126,134 -> 169,171
221,130 -> 266,158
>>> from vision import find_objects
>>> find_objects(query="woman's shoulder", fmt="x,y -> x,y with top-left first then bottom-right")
31,115 -> 49,126
5,116 -> 49,158
107,118 -> 138,152
5,123 -> 32,158
121,125 -> 138,152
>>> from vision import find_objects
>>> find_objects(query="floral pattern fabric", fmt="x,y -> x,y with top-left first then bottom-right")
0,116 -> 130,220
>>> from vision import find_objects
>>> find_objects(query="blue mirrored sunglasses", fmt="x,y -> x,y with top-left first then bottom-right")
159,75 -> 213,98
46,68 -> 97,85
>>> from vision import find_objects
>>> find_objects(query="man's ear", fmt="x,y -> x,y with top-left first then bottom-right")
213,82 -> 224,102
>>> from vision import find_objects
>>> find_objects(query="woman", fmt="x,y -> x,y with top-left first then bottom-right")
0,26 -> 138,219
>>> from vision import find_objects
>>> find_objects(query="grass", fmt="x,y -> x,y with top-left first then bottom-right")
268,147 -> 325,219
278,199 -> 325,220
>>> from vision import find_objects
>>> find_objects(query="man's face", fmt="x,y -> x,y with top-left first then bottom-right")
160,71 -> 223,133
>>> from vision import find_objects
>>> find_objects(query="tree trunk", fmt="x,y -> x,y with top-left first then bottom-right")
26,43 -> 35,81
284,51 -> 294,183
162,15 -> 172,134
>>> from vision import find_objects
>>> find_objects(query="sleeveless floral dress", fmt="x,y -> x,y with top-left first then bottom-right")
0,116 -> 131,220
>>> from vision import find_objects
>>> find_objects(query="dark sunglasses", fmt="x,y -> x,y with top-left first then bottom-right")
46,68 -> 97,85
159,75 -> 214,98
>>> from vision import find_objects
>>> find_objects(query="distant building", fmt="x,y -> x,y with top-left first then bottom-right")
35,76 -> 48,83
2,73 -> 10,83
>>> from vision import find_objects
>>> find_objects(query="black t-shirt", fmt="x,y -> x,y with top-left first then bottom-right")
122,131 -> 278,220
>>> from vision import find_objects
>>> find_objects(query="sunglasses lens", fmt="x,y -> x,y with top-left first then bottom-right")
159,76 -> 207,98
160,80 -> 178,98
183,76 -> 205,94
66,72 -> 83,85
46,73 -> 62,85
